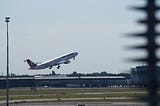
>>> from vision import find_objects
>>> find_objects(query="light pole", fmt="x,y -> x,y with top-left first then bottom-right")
5,16 -> 10,106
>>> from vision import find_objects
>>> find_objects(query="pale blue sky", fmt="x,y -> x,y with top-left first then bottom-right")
0,0 -> 152,75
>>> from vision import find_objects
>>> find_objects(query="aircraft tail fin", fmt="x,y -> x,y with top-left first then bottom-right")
24,59 -> 37,68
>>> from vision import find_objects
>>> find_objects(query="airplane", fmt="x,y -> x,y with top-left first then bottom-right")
24,52 -> 78,70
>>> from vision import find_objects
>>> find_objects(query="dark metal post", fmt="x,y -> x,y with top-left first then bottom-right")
5,16 -> 10,106
130,0 -> 159,105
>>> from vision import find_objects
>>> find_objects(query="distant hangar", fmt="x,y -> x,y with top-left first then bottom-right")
0,76 -> 128,88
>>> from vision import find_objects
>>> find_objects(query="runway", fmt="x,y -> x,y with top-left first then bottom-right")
0,97 -> 139,104
0,88 -> 148,106
0,102 -> 147,106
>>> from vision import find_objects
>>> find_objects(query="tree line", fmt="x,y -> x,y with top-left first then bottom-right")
0,71 -> 131,78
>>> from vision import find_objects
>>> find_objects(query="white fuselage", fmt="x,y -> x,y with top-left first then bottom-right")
29,52 -> 78,70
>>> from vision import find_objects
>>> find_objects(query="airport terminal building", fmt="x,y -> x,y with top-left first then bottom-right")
130,66 -> 160,86
1,65 -> 160,88
0,75 -> 128,88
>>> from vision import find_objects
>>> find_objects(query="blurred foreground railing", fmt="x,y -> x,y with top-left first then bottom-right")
129,0 -> 160,106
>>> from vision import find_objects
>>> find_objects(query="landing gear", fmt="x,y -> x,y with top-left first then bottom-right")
49,66 -> 53,69
57,65 -> 60,69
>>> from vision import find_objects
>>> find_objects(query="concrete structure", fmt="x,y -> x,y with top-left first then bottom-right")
0,75 -> 128,88
130,66 -> 160,86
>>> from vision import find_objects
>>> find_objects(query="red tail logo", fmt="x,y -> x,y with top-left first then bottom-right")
25,59 -> 37,68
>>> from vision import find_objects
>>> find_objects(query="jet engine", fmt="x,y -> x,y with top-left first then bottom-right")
64,60 -> 70,64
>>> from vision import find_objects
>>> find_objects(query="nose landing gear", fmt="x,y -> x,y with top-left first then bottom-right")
57,65 -> 60,69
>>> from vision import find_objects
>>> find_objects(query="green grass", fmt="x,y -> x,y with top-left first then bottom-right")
0,93 -> 147,100
0,87 -> 147,96
0,87 -> 148,102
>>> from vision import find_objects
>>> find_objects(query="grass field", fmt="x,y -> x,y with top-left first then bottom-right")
0,87 -> 148,103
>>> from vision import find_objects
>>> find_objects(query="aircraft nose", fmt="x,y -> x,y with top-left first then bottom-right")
75,52 -> 78,56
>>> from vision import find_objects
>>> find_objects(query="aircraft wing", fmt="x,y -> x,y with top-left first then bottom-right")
58,60 -> 71,64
